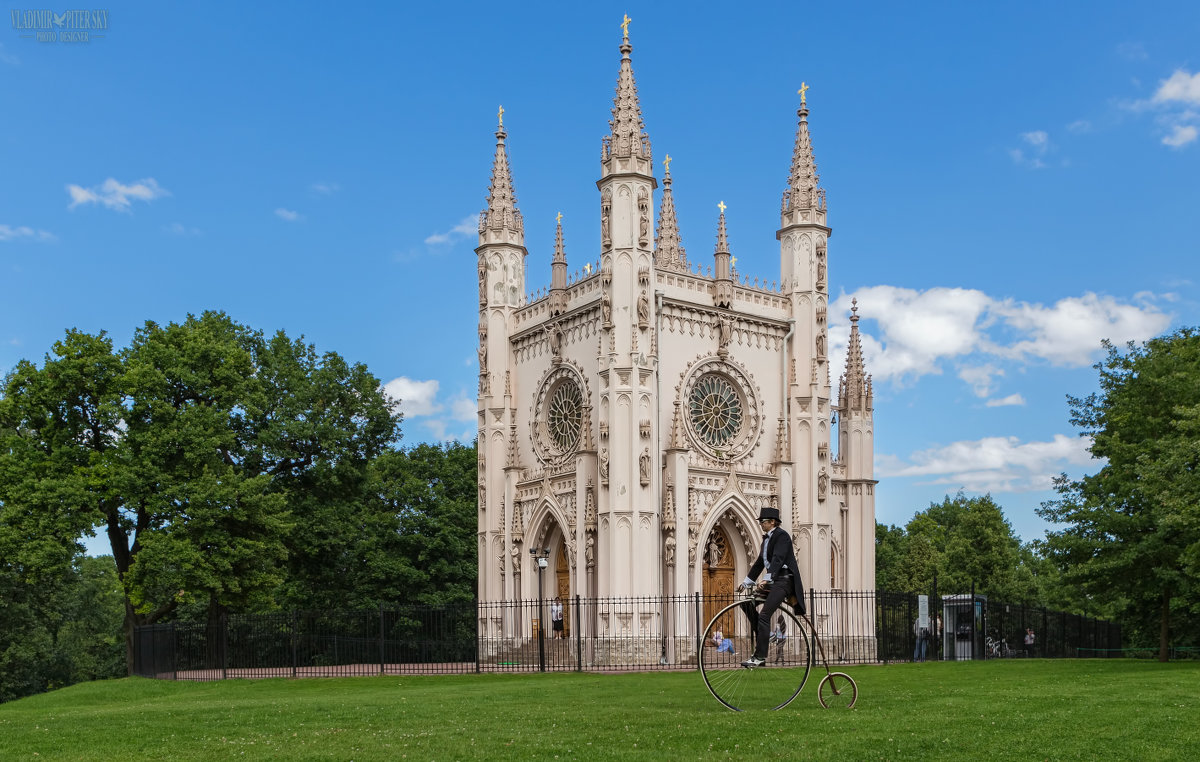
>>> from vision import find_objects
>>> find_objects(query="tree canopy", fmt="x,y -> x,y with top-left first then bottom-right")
876,493 -> 1046,604
1038,328 -> 1200,659
0,312 -> 405,672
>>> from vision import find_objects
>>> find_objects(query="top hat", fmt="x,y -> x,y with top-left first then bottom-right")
757,507 -> 781,522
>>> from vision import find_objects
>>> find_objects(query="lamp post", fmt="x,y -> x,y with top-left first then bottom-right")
530,547 -> 550,672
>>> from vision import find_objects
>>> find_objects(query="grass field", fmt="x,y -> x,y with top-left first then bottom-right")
1,660 -> 1197,760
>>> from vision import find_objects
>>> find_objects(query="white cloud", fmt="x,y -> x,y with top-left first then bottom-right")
274,208 -> 302,222
995,292 -> 1171,366
830,286 -> 992,384
1152,69 -> 1200,105
163,222 -> 201,236
425,215 -> 478,246
0,224 -> 55,242
830,287 -> 1171,392
0,43 -> 18,65
1009,131 -> 1051,169
310,181 -> 341,195
1116,42 -> 1147,61
1162,123 -> 1198,148
986,394 -> 1026,408
959,364 -> 1004,398
1066,120 -> 1092,134
67,177 -> 169,211
382,376 -> 441,417
381,378 -> 477,443
878,434 -> 1093,493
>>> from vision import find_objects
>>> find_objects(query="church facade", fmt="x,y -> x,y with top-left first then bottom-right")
475,29 -> 876,635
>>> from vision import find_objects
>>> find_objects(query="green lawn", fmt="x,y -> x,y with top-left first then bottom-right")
1,660 -> 1197,760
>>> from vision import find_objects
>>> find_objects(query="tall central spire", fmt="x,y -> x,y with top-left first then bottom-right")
602,18 -> 652,168
780,87 -> 826,227
481,108 -> 523,240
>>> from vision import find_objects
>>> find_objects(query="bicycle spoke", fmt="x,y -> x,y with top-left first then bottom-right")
700,601 -> 811,711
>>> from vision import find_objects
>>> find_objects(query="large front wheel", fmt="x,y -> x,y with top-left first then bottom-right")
699,599 -> 812,711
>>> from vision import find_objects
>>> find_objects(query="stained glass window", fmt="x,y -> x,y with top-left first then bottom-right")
689,374 -> 742,449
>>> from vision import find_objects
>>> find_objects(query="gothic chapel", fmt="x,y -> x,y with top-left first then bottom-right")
475,26 -> 876,636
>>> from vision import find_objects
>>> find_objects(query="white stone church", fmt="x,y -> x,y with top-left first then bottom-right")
475,27 -> 876,636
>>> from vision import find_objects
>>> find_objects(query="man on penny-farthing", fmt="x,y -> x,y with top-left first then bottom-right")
739,507 -> 806,668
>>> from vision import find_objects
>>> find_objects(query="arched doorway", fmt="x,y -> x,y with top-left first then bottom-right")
702,524 -> 737,636
555,542 -> 570,637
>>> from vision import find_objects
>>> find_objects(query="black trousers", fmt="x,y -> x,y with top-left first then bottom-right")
741,574 -> 793,659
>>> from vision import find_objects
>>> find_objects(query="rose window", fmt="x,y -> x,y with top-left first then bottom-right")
689,374 -> 743,449
546,381 -> 583,452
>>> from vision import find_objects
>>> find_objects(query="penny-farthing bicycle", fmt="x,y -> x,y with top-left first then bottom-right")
700,586 -> 858,711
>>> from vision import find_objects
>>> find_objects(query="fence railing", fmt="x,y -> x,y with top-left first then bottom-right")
132,591 -> 1121,681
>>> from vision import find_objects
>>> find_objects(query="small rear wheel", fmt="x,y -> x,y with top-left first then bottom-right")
700,599 -> 811,711
817,671 -> 858,709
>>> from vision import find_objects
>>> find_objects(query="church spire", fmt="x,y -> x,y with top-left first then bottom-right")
601,15 -> 652,171
480,106 -> 524,242
549,212 -> 568,316
780,84 -> 826,228
654,155 -> 687,271
713,201 -> 732,308
840,298 -> 871,412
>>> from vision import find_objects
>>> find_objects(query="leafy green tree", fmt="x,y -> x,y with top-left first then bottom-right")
0,312 -> 401,672
1038,328 -> 1200,660
877,493 -> 1040,603
58,555 -> 126,684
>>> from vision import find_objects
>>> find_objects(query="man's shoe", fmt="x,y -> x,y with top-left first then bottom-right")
741,656 -> 766,668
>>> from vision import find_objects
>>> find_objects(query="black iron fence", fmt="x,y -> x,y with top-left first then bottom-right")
132,590 -> 1121,680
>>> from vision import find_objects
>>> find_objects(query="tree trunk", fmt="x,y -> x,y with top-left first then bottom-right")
1158,590 -> 1170,663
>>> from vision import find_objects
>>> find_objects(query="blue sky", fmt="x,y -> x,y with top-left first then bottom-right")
3,2 -> 1198,551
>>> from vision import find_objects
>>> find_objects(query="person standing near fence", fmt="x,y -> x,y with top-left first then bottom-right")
551,596 -> 565,639
1024,627 -> 1035,656
739,507 -> 805,668
913,616 -> 929,662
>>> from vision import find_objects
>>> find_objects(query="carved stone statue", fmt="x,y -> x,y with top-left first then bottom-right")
548,324 -> 562,360
664,533 -> 676,567
585,534 -> 595,569
599,448 -> 609,485
818,467 -> 829,501
511,545 -> 521,574
637,290 -> 650,327
639,448 -> 651,486
816,331 -> 826,358
718,316 -> 732,356
707,538 -> 722,567
637,189 -> 650,247
601,288 -> 612,325
601,189 -> 612,248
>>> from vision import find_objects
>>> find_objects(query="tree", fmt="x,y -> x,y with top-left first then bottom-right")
1038,328 -> 1200,660
876,493 -> 1039,603
0,312 -> 401,672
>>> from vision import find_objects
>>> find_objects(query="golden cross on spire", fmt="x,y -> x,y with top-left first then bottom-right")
663,154 -> 672,172
731,256 -> 737,269
584,262 -> 593,275
556,212 -> 563,224
718,200 -> 727,214
497,105 -> 505,126
798,82 -> 809,105
621,14 -> 631,38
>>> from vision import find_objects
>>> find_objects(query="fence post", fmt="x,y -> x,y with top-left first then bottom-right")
291,611 -> 298,678
379,602 -> 386,675
475,600 -> 482,674
221,610 -> 229,680
575,595 -> 583,672
907,594 -> 913,663
693,592 -> 701,661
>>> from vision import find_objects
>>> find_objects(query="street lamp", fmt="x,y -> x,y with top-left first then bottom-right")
529,547 -> 550,672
